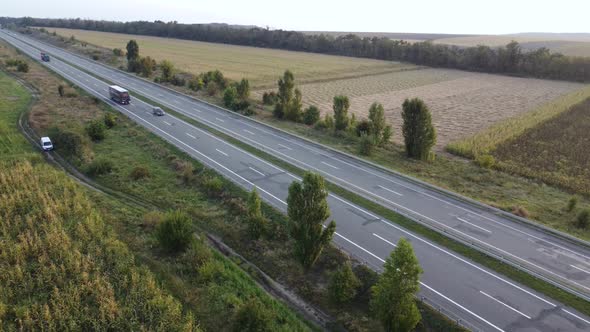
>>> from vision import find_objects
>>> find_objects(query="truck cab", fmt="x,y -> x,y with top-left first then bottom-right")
40,53 -> 50,62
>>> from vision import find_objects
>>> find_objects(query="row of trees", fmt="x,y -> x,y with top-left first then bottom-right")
7,17 -> 590,82
266,70 -> 436,161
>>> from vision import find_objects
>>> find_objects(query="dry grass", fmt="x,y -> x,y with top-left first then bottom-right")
493,98 -> 590,195
46,27 -> 411,88
447,85 -> 590,157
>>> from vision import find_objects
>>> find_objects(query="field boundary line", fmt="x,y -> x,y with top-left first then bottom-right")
19,31 -> 590,252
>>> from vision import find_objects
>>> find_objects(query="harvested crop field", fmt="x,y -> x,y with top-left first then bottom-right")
257,69 -> 585,148
493,98 -> 590,195
45,27 -> 412,88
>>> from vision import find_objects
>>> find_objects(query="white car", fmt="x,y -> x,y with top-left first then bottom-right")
40,137 -> 53,151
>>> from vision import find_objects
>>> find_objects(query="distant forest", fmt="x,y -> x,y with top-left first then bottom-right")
2,17 -> 589,82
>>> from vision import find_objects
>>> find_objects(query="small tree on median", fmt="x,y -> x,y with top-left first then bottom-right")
160,60 -> 175,82
401,98 -> 436,161
236,78 -> 250,100
223,86 -> 238,110
371,238 -> 422,332
333,95 -> 350,131
369,102 -> 393,146
274,70 -> 295,119
287,172 -> 336,269
328,261 -> 360,304
126,40 -> 139,62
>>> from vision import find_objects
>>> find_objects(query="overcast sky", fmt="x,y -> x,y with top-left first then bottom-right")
4,0 -> 589,34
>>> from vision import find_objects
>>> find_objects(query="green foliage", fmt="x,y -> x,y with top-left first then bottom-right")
359,132 -> 375,156
206,82 -> 220,96
170,74 -> 186,86
368,102 -> 392,146
155,210 -> 194,253
188,77 -> 204,91
328,262 -> 360,304
104,112 -> 117,128
287,172 -> 336,268
402,98 -> 436,161
575,210 -> 590,229
16,61 -> 29,72
52,129 -> 85,159
274,70 -> 295,120
262,91 -> 278,105
182,237 -> 213,268
475,154 -> 495,169
58,84 -> 65,97
285,88 -> 303,122
333,95 -> 350,131
302,105 -> 320,125
92,54 -> 99,60
315,113 -> 334,131
129,165 -> 150,180
203,176 -> 224,197
160,60 -> 175,82
356,119 -> 372,137
236,78 -> 250,100
247,188 -> 267,239
138,56 -> 156,77
126,39 -> 139,61
86,158 -> 114,176
231,298 -> 273,332
567,197 -> 578,212
223,86 -> 238,109
382,125 -> 393,146
113,48 -> 124,56
85,119 -> 107,141
371,238 -> 422,332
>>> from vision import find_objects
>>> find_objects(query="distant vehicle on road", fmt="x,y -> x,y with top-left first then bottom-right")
152,107 -> 165,116
40,137 -> 53,151
40,52 -> 50,62
109,85 -> 130,105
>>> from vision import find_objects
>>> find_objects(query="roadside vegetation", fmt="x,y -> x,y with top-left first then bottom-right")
0,40 -> 464,331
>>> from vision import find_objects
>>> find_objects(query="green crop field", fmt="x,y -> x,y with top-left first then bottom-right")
45,27 -> 410,88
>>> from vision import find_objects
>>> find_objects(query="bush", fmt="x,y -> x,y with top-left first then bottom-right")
328,262 -> 360,304
188,78 -> 204,91
512,205 -> 530,218
52,129 -> 85,158
475,154 -> 495,169
359,133 -> 375,156
58,84 -> 65,97
206,82 -> 219,96
104,113 -> 117,128
86,120 -> 107,141
155,211 -> 194,253
91,55 -> 99,61
182,237 -> 213,269
223,86 -> 238,109
203,177 -> 223,197
302,106 -> 320,125
232,298 -> 273,332
315,114 -> 334,130
567,197 -> 578,212
142,210 -> 163,230
113,48 -> 124,56
16,61 -> 29,72
86,158 -> 113,176
575,210 -> 590,229
170,75 -> 186,86
356,119 -> 372,137
262,91 -> 278,105
130,166 -> 150,180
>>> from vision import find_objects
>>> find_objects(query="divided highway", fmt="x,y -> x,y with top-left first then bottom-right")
6,30 -> 590,301
3,30 -> 590,331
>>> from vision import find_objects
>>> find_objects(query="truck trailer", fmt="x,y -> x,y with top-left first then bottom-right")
109,85 -> 130,105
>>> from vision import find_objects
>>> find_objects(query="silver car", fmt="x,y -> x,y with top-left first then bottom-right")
152,107 -> 165,116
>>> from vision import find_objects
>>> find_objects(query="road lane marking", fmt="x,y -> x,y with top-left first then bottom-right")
377,185 -> 403,196
380,221 -> 557,307
562,309 -> 590,325
216,149 -> 228,157
321,161 -> 339,169
373,233 -> 397,247
193,108 -> 201,113
244,129 -> 255,135
480,291 -> 530,319
249,167 -> 265,176
278,143 -> 292,150
163,121 -> 172,126
571,265 -> 590,275
457,217 -> 492,234
186,133 -> 196,139
215,117 -> 225,122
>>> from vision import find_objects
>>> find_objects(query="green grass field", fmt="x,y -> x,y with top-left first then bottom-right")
45,27 -> 410,88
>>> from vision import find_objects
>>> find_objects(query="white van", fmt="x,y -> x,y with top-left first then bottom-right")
40,137 -> 53,151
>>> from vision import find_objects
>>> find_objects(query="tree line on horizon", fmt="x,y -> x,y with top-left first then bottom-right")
3,16 -> 590,82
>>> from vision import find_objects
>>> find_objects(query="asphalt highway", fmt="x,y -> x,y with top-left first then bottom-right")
3,29 -> 590,331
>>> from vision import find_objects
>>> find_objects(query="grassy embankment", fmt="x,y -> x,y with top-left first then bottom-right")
0,70 -> 198,330
0,39 -> 464,331
21,28 -> 590,316
0,48 -> 312,331
35,27 -> 590,241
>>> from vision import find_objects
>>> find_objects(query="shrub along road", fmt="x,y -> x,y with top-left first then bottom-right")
3,29 -> 590,331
